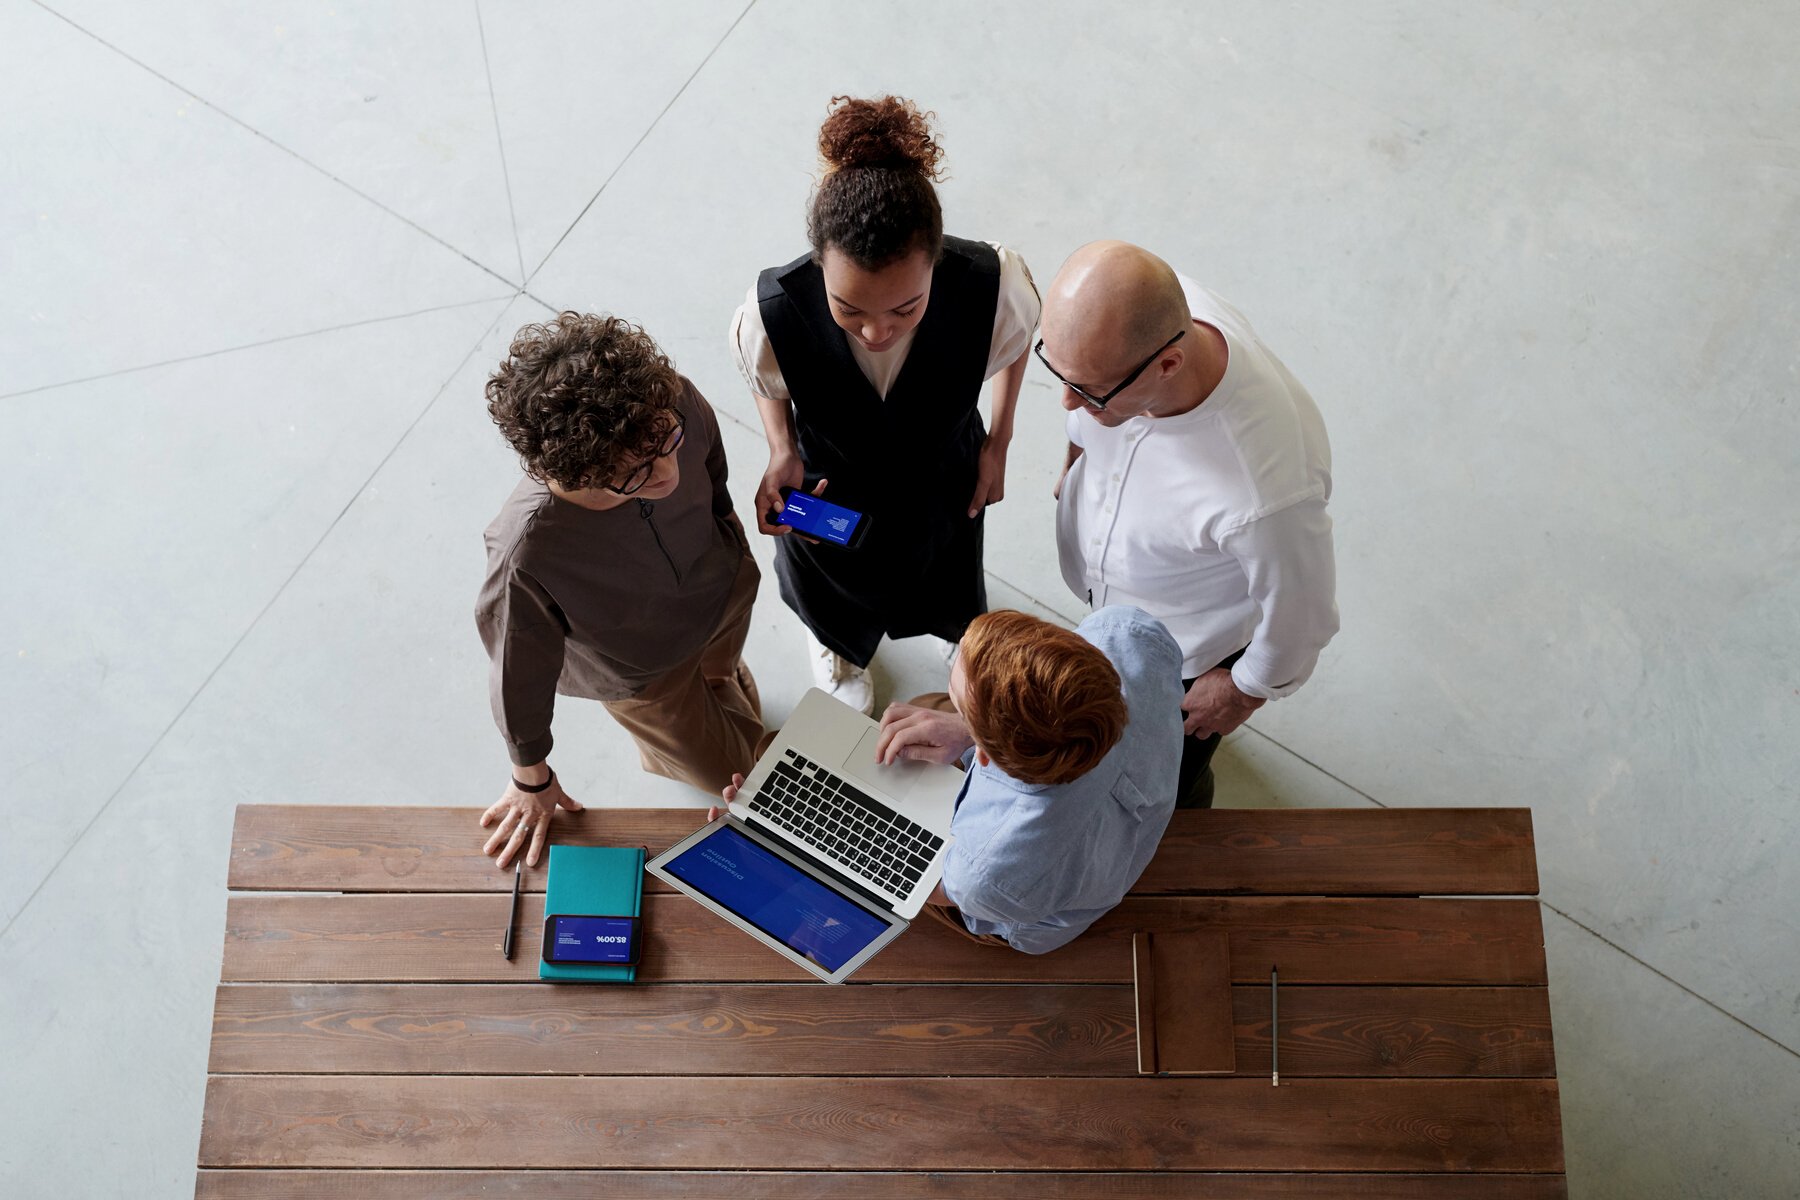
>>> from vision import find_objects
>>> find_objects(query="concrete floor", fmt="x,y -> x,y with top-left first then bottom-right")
3,1 -> 1796,1195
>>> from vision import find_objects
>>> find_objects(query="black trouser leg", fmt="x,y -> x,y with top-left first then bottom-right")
1176,706 -> 1224,810
1175,648 -> 1248,810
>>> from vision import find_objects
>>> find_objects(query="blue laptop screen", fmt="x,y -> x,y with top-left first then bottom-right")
663,823 -> 891,972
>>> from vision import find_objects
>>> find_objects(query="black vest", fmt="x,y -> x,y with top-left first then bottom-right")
753,236 -> 1002,658
755,236 -> 1002,515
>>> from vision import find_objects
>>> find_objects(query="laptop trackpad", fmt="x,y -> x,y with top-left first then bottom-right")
840,727 -> 925,802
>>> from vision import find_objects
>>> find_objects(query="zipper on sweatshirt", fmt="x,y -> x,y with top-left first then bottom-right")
638,499 -> 682,582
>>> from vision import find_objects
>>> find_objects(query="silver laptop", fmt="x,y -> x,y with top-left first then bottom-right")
646,687 -> 963,983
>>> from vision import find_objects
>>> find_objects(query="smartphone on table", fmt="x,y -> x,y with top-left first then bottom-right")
541,914 -> 641,965
771,487 -> 871,549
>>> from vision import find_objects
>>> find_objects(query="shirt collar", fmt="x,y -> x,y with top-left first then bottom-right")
970,757 -> 1058,795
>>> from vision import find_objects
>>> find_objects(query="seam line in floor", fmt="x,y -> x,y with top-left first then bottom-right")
523,0 -> 760,283
0,295 -> 522,945
29,0 -> 520,291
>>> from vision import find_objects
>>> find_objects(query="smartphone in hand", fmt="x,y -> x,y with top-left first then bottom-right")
771,487 -> 872,549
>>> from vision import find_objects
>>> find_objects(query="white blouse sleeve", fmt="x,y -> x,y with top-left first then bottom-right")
983,243 -> 1041,381
727,282 -> 792,404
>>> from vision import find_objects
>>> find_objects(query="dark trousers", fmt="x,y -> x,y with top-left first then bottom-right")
1176,648 -> 1247,810
774,511 -> 985,668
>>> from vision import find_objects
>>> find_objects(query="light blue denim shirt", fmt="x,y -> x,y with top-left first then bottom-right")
941,605 -> 1185,954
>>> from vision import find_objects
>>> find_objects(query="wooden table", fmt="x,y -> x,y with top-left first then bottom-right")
198,805 -> 1566,1197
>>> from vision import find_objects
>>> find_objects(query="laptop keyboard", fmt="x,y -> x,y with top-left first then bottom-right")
751,748 -> 946,897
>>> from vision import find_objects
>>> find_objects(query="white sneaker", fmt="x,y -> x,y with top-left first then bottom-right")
804,629 -> 875,715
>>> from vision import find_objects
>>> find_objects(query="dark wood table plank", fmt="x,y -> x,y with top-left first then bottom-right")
1230,984 -> 1555,1078
221,894 -> 1546,985
196,1168 -> 1569,1198
209,983 -> 1555,1078
208,982 -> 1132,1077
203,804 -> 1565,1188
199,1075 -> 1564,1172
228,805 -> 1539,896
1135,808 -> 1536,896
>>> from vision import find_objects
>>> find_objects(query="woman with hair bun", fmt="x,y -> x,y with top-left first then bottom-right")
729,94 -> 1039,714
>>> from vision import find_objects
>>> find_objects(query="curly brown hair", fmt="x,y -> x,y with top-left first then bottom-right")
485,312 -> 684,491
808,95 -> 945,270
959,610 -> 1127,786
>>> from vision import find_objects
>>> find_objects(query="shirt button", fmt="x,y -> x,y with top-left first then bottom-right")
1111,473 -> 1120,481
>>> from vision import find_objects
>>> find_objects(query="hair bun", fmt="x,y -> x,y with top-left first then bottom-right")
818,94 -> 944,178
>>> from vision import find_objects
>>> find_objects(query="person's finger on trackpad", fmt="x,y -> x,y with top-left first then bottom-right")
841,727 -> 923,800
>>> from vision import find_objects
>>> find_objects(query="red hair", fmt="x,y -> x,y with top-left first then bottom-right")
959,611 -> 1127,786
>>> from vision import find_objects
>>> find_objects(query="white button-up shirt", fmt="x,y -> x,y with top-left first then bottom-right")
1055,277 -> 1338,698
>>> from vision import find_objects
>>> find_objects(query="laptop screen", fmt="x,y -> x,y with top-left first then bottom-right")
662,823 -> 892,973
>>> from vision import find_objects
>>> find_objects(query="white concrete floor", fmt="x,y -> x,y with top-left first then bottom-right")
2,1 -> 1796,1195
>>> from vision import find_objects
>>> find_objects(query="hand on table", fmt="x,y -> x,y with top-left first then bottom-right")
480,775 -> 583,869
875,702 -> 976,767
1181,667 -> 1265,739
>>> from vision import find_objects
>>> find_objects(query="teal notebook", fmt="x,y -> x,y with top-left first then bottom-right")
539,844 -> 645,983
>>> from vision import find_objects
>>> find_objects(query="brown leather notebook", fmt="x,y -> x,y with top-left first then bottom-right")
1132,929 -> 1236,1075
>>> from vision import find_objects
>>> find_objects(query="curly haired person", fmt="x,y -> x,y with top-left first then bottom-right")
474,314 -> 765,868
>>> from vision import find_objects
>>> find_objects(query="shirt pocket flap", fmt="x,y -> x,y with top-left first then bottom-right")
1109,772 -> 1153,820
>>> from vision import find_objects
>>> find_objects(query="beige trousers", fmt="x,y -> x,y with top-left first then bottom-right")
920,900 -> 1013,947
602,553 -> 765,794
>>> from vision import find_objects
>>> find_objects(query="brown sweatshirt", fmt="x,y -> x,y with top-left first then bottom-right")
475,379 -> 751,766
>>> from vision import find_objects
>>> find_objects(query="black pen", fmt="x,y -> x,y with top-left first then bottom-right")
1271,965 -> 1279,1087
502,861 -> 521,960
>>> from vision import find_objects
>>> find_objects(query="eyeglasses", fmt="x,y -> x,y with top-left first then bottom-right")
1034,329 -> 1187,411
604,412 -> 686,495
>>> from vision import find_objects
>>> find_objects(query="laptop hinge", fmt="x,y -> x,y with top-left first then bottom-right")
742,808 -> 901,916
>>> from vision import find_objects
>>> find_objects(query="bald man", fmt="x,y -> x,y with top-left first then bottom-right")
1037,242 -> 1337,808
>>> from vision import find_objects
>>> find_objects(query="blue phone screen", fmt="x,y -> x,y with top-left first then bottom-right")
550,915 -> 638,963
778,492 -> 864,546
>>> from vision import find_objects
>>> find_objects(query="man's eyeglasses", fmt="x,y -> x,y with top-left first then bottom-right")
1034,329 -> 1186,411
604,412 -> 686,495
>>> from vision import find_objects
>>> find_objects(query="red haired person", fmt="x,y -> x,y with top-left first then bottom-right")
715,606 -> 1184,953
